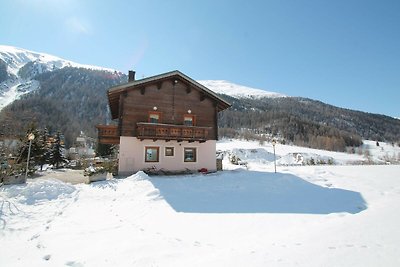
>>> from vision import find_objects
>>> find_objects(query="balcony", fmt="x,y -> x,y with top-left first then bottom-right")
137,122 -> 211,142
96,125 -> 119,144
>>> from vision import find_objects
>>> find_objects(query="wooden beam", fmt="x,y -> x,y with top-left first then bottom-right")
118,94 -> 125,136
157,82 -> 162,90
200,93 -> 206,102
140,87 -> 145,95
186,86 -> 191,94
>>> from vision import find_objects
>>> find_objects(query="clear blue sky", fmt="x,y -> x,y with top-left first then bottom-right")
1,0 -> 399,118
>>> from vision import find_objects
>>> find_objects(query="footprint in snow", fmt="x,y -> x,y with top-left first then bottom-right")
66,261 -> 85,267
43,254 -> 51,261
30,234 -> 40,240
36,243 -> 45,249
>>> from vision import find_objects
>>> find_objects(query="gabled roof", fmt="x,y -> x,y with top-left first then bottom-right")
107,70 -> 231,119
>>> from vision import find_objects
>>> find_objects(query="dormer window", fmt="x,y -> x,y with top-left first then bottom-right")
149,111 -> 161,123
183,114 -> 195,126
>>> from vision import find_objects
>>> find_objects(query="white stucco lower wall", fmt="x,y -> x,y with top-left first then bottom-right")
118,137 -> 217,175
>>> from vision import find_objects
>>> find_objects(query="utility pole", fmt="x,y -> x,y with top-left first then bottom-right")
272,139 -> 276,173
25,133 -> 35,180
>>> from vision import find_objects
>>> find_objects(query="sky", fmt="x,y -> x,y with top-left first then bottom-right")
1,0 -> 399,118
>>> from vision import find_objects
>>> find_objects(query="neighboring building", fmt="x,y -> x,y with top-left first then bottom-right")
68,132 -> 95,159
97,70 -> 231,175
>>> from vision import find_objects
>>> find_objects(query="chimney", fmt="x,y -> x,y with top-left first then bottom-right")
128,70 -> 136,82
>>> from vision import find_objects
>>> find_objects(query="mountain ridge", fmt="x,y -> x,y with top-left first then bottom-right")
0,45 -> 399,150
0,45 -> 116,75
198,80 -> 286,99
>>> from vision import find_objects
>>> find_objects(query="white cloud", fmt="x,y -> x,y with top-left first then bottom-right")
65,17 -> 91,35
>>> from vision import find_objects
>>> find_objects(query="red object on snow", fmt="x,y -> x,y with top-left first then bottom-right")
198,168 -> 208,173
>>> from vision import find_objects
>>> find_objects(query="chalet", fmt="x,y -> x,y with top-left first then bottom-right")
97,70 -> 231,175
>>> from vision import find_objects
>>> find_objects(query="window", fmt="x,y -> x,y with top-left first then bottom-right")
183,114 -> 195,126
145,147 -> 159,162
165,147 -> 174,157
184,148 -> 197,162
149,112 -> 161,123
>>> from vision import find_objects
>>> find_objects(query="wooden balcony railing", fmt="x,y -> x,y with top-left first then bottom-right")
97,123 -> 212,143
137,122 -> 211,142
96,125 -> 120,144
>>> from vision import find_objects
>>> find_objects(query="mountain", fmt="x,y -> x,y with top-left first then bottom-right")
0,45 -> 125,146
0,45 -> 117,110
218,95 -> 400,150
0,45 -> 399,151
0,45 -> 113,76
198,80 -> 286,99
0,67 -> 125,147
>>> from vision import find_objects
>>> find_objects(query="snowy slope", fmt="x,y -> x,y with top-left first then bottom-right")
0,80 -> 40,110
0,45 -> 117,110
198,80 -> 286,99
1,139 -> 400,266
0,45 -> 114,75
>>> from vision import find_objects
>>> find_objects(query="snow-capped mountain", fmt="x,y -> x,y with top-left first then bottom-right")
0,45 -> 114,76
1,45 -> 287,111
0,45 -> 117,110
198,80 -> 286,99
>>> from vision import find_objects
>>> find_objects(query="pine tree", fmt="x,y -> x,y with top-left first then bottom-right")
95,143 -> 113,157
17,124 -> 41,165
36,128 -> 51,171
49,131 -> 67,169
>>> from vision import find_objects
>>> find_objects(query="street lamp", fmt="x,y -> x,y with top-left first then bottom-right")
272,139 -> 276,173
25,133 -> 35,180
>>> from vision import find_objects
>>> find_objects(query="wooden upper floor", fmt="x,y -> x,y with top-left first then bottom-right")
97,70 -> 231,144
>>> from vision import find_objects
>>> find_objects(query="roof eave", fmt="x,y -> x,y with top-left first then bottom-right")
106,70 -> 231,118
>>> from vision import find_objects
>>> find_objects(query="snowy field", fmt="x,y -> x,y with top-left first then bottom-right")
1,139 -> 400,266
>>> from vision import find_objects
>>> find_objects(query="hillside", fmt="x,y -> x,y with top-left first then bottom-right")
0,67 -> 125,146
0,45 -> 116,110
218,95 -> 400,150
1,45 -> 399,150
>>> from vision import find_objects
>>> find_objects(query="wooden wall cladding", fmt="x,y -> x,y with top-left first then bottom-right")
120,79 -> 218,139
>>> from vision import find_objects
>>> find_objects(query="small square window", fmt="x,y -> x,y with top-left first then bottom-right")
184,148 -> 197,162
165,147 -> 174,157
183,115 -> 195,126
145,147 -> 159,162
149,112 -> 161,123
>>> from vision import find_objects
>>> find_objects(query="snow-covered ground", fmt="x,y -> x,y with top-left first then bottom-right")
1,139 -> 400,266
